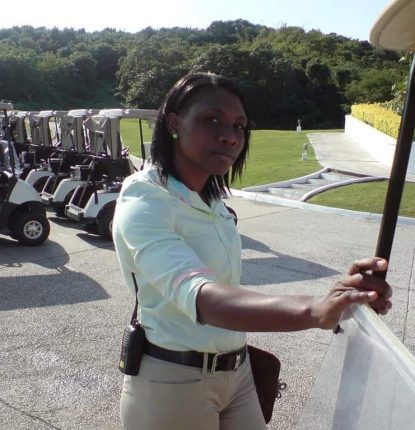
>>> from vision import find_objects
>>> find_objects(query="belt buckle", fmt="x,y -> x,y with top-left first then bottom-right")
211,351 -> 242,373
211,352 -> 226,373
233,353 -> 241,371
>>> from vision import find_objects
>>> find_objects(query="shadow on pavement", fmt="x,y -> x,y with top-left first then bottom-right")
0,237 -> 110,311
0,267 -> 109,311
49,216 -> 114,249
0,237 -> 71,268
76,232 -> 114,248
48,214 -> 85,229
240,234 -> 339,285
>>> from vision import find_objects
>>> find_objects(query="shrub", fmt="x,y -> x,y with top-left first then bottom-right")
351,103 -> 401,138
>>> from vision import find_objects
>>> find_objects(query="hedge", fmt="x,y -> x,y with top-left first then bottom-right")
351,103 -> 401,139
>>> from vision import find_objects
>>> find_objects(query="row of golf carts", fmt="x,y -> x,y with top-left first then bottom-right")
0,102 -> 157,245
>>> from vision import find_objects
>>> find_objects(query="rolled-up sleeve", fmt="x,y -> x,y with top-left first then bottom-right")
115,181 -> 217,323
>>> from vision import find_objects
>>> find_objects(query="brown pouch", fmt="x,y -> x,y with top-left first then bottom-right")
248,344 -> 286,424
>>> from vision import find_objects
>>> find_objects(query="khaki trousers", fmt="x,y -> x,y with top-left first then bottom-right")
120,353 -> 267,430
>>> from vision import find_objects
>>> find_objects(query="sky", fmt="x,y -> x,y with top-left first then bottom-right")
2,0 -> 390,42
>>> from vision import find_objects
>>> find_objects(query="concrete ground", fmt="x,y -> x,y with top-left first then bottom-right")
308,131 -> 415,182
1,132 -> 414,430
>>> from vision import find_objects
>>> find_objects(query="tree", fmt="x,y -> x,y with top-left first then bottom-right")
345,68 -> 399,104
0,49 -> 41,106
206,20 -> 265,44
305,59 -> 344,127
190,44 -> 248,78
117,41 -> 188,108
0,23 -> 405,126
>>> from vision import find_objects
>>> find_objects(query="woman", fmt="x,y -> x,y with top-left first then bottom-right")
112,72 -> 392,430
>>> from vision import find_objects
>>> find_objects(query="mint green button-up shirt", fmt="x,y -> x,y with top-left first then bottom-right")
113,167 -> 246,353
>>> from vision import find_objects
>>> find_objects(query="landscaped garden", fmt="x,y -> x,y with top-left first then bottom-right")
121,120 -> 414,218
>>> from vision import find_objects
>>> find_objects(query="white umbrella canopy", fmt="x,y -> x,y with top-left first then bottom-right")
370,0 -> 415,51
368,0 -> 415,273
296,8 -> 415,428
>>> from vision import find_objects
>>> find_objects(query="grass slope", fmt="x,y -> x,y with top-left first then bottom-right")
309,181 -> 415,218
232,130 -> 320,188
118,123 -> 414,218
120,119 -> 153,156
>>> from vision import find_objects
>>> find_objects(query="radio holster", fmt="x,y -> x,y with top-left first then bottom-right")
118,273 -> 146,376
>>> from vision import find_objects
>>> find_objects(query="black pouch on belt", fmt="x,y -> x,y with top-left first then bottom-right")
119,273 -> 145,376
248,344 -> 287,424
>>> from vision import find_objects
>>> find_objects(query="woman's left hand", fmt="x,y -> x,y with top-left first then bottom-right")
345,257 -> 392,315
311,257 -> 392,330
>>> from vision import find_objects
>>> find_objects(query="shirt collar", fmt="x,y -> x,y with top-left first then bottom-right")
167,174 -> 212,212
144,166 -> 231,216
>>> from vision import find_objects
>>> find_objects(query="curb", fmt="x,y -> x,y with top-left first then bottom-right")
242,167 -> 387,203
127,155 -> 415,227
241,167 -> 330,192
230,188 -> 415,226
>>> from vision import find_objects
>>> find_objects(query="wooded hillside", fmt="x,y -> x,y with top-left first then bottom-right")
0,21 -> 405,128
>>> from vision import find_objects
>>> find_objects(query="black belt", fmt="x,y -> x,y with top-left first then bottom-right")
144,342 -> 247,373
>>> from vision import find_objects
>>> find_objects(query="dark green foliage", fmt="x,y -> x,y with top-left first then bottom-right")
206,20 -> 265,44
116,41 -> 190,108
0,23 -> 404,127
0,26 -> 129,109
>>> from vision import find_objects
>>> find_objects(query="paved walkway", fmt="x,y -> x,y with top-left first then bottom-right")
232,132 -> 415,428
233,131 -> 415,226
308,131 -> 415,182
1,132 -> 414,430
2,193 -> 413,430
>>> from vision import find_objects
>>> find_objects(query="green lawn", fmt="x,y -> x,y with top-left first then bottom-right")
118,123 -> 415,218
120,118 -> 154,156
308,181 -> 415,218
232,130 -> 321,188
234,129 -> 415,219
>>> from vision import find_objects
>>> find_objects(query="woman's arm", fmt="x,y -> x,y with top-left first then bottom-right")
196,257 -> 392,332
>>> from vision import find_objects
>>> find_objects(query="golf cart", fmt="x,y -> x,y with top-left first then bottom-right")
39,110 -> 99,216
0,102 -> 50,245
24,110 -> 67,191
65,108 -> 157,240
9,110 -> 31,155
37,109 -> 98,193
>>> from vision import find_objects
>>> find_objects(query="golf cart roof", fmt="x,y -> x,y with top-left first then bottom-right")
9,111 -> 30,144
28,112 -> 57,146
83,115 -> 121,159
13,111 -> 30,118
98,108 -> 158,121
59,115 -> 86,152
0,102 -> 13,110
67,109 -> 100,116
370,0 -> 415,50
39,110 -> 68,118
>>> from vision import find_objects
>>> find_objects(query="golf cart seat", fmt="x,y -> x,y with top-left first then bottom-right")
0,169 -> 13,201
91,157 -> 134,182
0,169 -> 13,183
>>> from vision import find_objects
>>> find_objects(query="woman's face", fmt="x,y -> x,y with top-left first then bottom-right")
168,86 -> 248,193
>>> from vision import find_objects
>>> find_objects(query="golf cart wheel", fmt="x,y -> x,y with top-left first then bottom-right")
13,211 -> 50,246
97,207 -> 114,241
